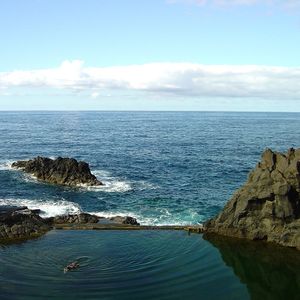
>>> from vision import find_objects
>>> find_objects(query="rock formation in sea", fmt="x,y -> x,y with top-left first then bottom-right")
12,156 -> 103,186
0,206 -> 51,242
0,206 -> 140,243
205,148 -> 300,249
50,213 -> 100,224
52,214 -> 140,225
109,216 -> 140,225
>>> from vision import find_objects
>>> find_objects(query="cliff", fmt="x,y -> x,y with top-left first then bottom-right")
205,148 -> 300,249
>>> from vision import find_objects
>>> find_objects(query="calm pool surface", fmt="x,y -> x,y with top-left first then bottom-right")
1,230 -> 300,300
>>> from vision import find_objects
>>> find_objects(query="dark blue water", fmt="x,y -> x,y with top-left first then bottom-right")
0,111 -> 300,224
0,231 -> 250,300
1,111 -> 300,299
1,230 -> 300,300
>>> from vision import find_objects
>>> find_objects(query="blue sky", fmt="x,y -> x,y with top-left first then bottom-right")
1,0 -> 300,111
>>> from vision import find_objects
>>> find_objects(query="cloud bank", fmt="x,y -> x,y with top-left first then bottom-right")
167,0 -> 300,8
1,60 -> 300,100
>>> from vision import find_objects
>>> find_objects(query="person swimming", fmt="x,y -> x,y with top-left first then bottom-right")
64,261 -> 80,273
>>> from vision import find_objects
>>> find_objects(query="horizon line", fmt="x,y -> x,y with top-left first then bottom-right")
0,110 -> 300,113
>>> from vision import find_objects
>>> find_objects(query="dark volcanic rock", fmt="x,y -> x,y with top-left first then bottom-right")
205,148 -> 300,249
0,206 -> 50,242
109,216 -> 140,225
52,213 -> 99,224
12,156 -> 103,186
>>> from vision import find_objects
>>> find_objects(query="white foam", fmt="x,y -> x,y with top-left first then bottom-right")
0,198 -> 82,218
78,169 -> 133,193
136,181 -> 159,191
0,160 -> 14,171
1,162 -> 157,194
86,170 -> 159,193
90,211 -> 136,219
88,209 -> 195,226
86,181 -> 132,193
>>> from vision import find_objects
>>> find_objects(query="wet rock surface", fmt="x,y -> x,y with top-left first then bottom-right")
12,156 -> 103,187
205,148 -> 300,249
0,206 -> 51,242
51,213 -> 99,224
0,206 -> 140,243
109,216 -> 140,225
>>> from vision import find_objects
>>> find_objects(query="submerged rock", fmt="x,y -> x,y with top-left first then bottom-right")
0,206 -> 50,242
205,148 -> 300,249
12,156 -> 103,187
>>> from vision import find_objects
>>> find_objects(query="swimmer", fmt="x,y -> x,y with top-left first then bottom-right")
64,261 -> 80,273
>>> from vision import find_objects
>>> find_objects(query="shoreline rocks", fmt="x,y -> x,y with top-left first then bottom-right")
109,216 -> 140,225
0,205 -> 140,243
0,206 -> 51,242
12,156 -> 103,187
205,148 -> 300,249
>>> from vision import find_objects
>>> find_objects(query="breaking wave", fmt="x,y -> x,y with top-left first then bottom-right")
0,160 -> 14,171
1,161 -> 158,194
0,198 -> 82,218
85,170 -> 158,193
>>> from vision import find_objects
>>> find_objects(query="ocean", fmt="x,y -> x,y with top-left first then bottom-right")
1,111 -> 300,299
1,111 -> 300,225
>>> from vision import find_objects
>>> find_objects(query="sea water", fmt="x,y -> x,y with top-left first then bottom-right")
1,111 -> 300,299
1,111 -> 300,225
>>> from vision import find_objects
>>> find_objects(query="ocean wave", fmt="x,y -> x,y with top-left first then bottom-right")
0,198 -> 82,218
1,161 -> 157,193
0,160 -> 14,171
81,181 -> 132,193
0,197 -> 202,226
90,208 -> 200,226
92,170 -> 159,192
136,180 -> 159,191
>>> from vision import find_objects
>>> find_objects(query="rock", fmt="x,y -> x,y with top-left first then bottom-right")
205,148 -> 300,249
0,206 -> 51,242
12,156 -> 103,187
109,216 -> 140,225
52,213 -> 99,224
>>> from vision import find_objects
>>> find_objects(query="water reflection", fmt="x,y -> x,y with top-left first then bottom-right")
203,233 -> 300,300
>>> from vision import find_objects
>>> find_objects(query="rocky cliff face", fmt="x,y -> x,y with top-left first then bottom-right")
12,156 -> 103,186
205,148 -> 300,249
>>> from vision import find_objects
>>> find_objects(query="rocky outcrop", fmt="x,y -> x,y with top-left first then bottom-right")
205,148 -> 300,249
12,156 -> 103,186
109,216 -> 140,225
51,213 -> 99,224
50,214 -> 140,225
0,206 -> 141,243
0,206 -> 51,242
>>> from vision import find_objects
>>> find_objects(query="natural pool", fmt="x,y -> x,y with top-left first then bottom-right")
1,230 -> 299,300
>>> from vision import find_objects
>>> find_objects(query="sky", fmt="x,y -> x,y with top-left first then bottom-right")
1,0 -> 300,111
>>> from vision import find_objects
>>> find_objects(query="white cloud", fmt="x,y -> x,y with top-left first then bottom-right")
167,0 -> 300,8
91,92 -> 100,99
1,60 -> 300,100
